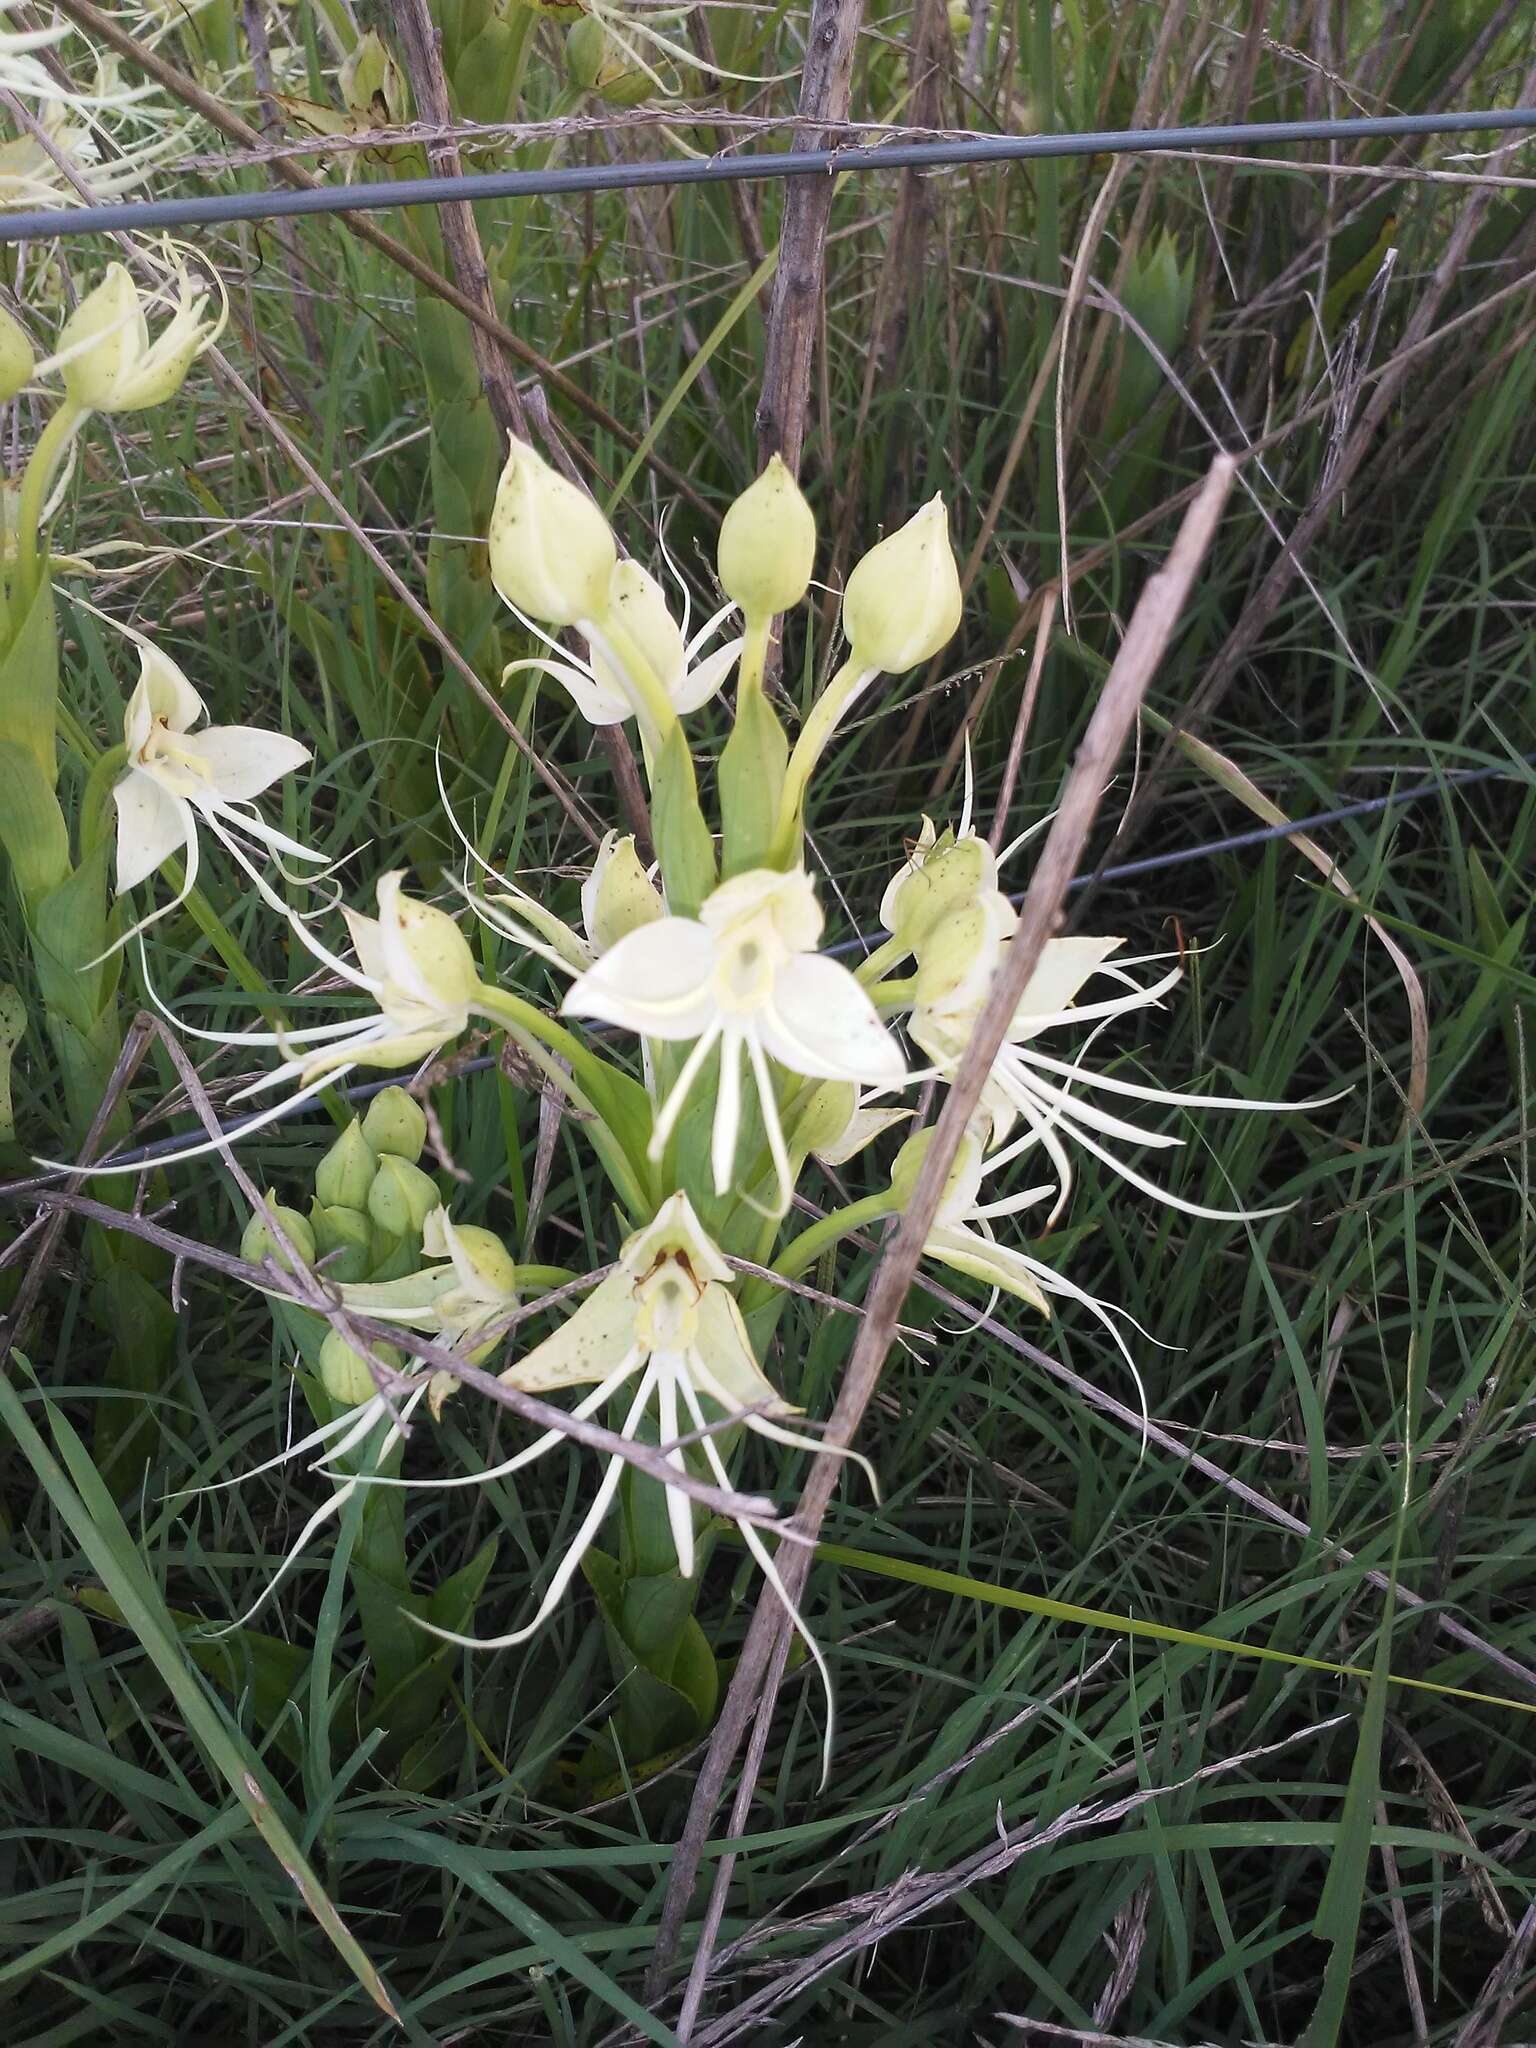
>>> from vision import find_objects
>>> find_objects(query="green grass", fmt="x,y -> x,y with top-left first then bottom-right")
3,0 -> 1536,2041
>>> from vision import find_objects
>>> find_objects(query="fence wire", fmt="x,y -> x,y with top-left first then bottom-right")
2,107 -> 1534,244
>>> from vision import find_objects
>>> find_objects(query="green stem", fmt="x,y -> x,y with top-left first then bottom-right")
473,982 -> 654,1219
855,934 -> 912,988
739,1191 -> 895,1320
14,400 -> 86,604
771,1192 -> 895,1283
871,978 -> 917,1014
771,657 -> 876,863
596,611 -> 679,749
77,744 -> 127,861
516,1264 -> 579,1292
734,611 -> 771,706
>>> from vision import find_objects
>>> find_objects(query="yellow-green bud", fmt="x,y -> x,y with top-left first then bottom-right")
318,1331 -> 399,1408
309,1200 -> 374,1284
422,1209 -> 519,1302
842,495 -> 963,673
581,830 -> 664,954
367,1154 -> 439,1239
0,307 -> 33,402
890,836 -> 1008,952
361,1084 -> 427,1163
717,455 -> 816,618
791,1079 -> 859,1159
314,1118 -> 378,1211
59,261 -> 215,414
912,897 -> 1011,1014
240,1192 -> 316,1273
488,438 -> 616,628
340,30 -> 407,125
604,558 -> 685,679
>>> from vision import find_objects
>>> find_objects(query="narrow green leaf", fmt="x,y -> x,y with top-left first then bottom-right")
0,1361 -> 401,2024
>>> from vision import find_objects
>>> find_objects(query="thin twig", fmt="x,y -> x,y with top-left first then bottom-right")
755,0 -> 868,472
394,0 -> 527,441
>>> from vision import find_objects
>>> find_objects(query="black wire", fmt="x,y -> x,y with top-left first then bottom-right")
2,107 -> 1534,245
76,747 -> 1533,1173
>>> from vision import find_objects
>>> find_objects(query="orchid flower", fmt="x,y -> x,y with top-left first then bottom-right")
401,1192 -> 867,1779
502,554 -> 742,733
183,1340 -> 432,1640
910,931 -> 1314,1226
565,866 -> 906,1208
903,1125 -> 1163,1423
51,873 -> 484,1178
57,254 -> 224,413
109,637 -> 321,941
332,1206 -> 520,1418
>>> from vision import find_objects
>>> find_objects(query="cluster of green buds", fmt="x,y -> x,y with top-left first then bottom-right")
243,1086 -> 435,1290
240,1087 -> 527,1419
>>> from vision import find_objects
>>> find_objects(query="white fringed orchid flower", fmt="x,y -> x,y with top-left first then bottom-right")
62,874 -> 485,1177
111,637 -> 319,930
403,1192 -> 858,1771
899,1125 -> 1160,1418
565,867 -> 906,1205
502,553 -> 742,733
205,1336 -> 432,1638
909,931 -> 1305,1225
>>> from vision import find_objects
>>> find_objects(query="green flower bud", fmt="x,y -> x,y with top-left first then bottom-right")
318,1330 -> 399,1408
309,1200 -> 374,1285
581,831 -> 664,954
843,495 -> 962,673
59,260 -> 219,414
367,1154 -> 440,1239
422,1208 -> 519,1303
886,833 -> 1000,950
489,438 -> 616,629
0,307 -> 33,403
911,896 -> 1014,1015
718,455 -> 817,618
240,1192 -> 316,1273
314,1118 -> 378,1211
361,1084 -> 427,1163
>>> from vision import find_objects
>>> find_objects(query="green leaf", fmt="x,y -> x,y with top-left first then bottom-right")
75,1587 -> 311,1770
89,1264 -> 178,1491
0,980 -> 24,1142
806,1538 -> 1536,1718
650,721 -> 716,918
0,1360 -> 400,2022
719,683 -> 790,877
0,570 -> 60,786
369,1534 -> 500,1761
0,740 -> 68,903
